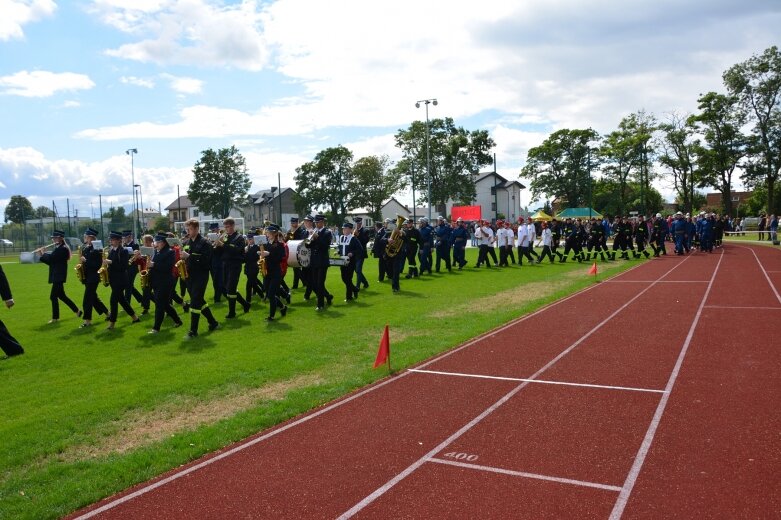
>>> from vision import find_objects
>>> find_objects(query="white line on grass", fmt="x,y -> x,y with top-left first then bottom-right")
428,458 -> 623,492
337,256 -> 693,519
409,369 -> 666,394
73,252 -> 651,518
609,249 -> 725,519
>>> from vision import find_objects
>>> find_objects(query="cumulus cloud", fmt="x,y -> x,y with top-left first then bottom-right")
0,70 -> 95,97
160,73 -> 203,95
0,0 -> 56,41
0,147 -> 190,218
120,75 -> 155,88
95,0 -> 270,70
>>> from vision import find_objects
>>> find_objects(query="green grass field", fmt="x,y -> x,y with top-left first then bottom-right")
0,249 -> 640,519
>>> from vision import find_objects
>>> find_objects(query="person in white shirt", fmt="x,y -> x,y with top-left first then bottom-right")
496,221 -> 515,266
525,217 -> 541,262
475,220 -> 497,268
517,217 -> 537,265
535,221 -> 556,263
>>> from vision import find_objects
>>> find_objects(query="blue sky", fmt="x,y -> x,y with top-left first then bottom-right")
1,0 -> 779,221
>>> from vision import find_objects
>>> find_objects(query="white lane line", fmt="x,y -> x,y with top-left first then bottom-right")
704,305 -> 781,310
73,246 -> 650,519
409,369 -> 666,394
609,249 -> 725,520
338,256 -> 693,519
604,280 -> 708,283
738,245 -> 781,305
428,458 -> 622,492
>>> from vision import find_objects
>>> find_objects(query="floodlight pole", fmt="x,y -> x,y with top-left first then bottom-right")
416,98 -> 437,220
126,148 -> 138,238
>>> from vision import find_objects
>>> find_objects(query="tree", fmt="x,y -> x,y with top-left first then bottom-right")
188,146 -> 251,219
657,113 -> 702,215
394,117 -> 495,213
35,206 -> 55,218
294,146 -> 353,224
689,92 -> 748,216
4,195 -> 34,224
723,46 -> 781,215
350,155 -> 404,222
150,215 -> 171,233
102,206 -> 132,230
599,112 -> 657,216
521,128 -> 600,208
592,179 -> 663,217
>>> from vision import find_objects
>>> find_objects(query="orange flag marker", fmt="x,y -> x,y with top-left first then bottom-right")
588,261 -> 598,277
373,325 -> 390,369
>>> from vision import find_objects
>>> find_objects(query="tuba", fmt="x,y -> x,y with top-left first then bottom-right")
384,215 -> 407,257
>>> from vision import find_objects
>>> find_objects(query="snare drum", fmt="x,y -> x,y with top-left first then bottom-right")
287,240 -> 311,268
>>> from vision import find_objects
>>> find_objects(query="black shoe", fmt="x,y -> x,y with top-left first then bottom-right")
131,317 -> 141,324
362,281 -> 369,289
315,306 -> 324,311
285,294 -> 291,304
186,330 -> 198,339
76,309 -> 83,318
243,303 -> 250,313
280,306 -> 287,317
141,308 -> 149,315
183,302 -> 190,313
265,316 -> 274,322
173,321 -> 183,328
208,321 -> 219,331
225,313 -> 236,319
326,295 -> 333,306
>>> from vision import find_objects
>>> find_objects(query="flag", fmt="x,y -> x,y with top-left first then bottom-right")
373,325 -> 390,369
588,262 -> 598,276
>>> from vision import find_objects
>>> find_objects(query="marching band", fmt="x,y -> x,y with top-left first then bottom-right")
26,212 -> 695,338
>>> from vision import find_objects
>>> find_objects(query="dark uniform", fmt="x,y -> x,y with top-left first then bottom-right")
289,218 -> 308,289
337,223 -> 363,300
0,265 -> 24,357
379,223 -> 406,292
122,231 -> 144,306
372,223 -> 388,282
309,216 -> 334,310
451,220 -> 469,269
557,219 -> 583,262
149,237 -> 182,332
183,232 -> 218,337
353,218 -> 370,288
263,229 -> 287,320
208,224 -> 224,302
244,235 -> 265,304
634,218 -> 651,258
651,216 -> 667,256
214,229 -> 250,318
38,231 -> 80,321
434,219 -> 452,272
106,233 -> 138,325
418,219 -> 434,274
404,222 -> 421,278
79,231 -> 109,322
586,218 -> 606,261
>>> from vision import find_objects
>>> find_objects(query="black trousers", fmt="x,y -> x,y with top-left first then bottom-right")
50,281 -> 79,319
518,245 -> 535,265
222,262 -> 248,314
152,283 -> 181,330
186,275 -> 217,332
265,273 -> 283,318
435,243 -> 451,272
340,263 -> 358,300
210,259 -> 224,301
125,270 -> 143,304
292,267 -> 305,289
311,264 -> 331,307
0,319 -> 24,357
384,255 -> 405,291
109,282 -> 135,322
245,271 -> 264,302
82,282 -> 107,321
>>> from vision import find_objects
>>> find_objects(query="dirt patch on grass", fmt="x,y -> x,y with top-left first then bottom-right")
429,279 -> 571,318
60,373 -> 323,462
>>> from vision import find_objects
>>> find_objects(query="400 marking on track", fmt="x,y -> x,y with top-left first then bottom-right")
442,452 -> 479,462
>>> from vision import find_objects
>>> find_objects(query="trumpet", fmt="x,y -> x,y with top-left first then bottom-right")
304,229 -> 319,245
35,243 -> 56,255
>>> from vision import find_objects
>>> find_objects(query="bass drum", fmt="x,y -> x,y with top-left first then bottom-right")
287,240 -> 311,268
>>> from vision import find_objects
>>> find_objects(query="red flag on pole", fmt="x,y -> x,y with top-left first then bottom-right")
588,262 -> 598,276
373,325 -> 390,369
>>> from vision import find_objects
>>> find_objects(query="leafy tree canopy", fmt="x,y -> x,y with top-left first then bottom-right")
4,195 -> 34,224
293,145 -> 354,224
188,146 -> 251,219
349,155 -> 403,222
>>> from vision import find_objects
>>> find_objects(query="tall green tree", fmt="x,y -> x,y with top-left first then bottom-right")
689,91 -> 748,216
599,111 -> 656,215
349,155 -> 404,222
35,206 -> 55,218
723,45 -> 781,215
102,206 -> 132,230
293,146 -> 353,224
657,113 -> 702,215
188,146 -> 251,219
521,128 -> 600,208
4,195 -> 34,224
394,117 -> 495,214
592,179 -> 663,217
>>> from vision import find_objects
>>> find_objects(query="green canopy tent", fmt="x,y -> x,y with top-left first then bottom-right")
555,207 -> 603,220
530,210 -> 553,221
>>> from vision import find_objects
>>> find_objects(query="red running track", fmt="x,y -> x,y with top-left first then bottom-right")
70,244 -> 781,519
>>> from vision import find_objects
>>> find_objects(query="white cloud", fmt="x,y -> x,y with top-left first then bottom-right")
0,70 -> 95,97
0,0 -> 56,41
120,75 -> 155,88
95,0 -> 270,70
62,100 -> 81,108
160,73 -> 202,95
0,147 -> 189,217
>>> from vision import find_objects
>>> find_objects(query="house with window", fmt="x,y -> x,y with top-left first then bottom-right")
164,196 -> 243,229
247,187 -> 298,228
444,172 -> 524,222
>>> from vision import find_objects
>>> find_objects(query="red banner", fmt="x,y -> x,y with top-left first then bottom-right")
451,205 -> 481,222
